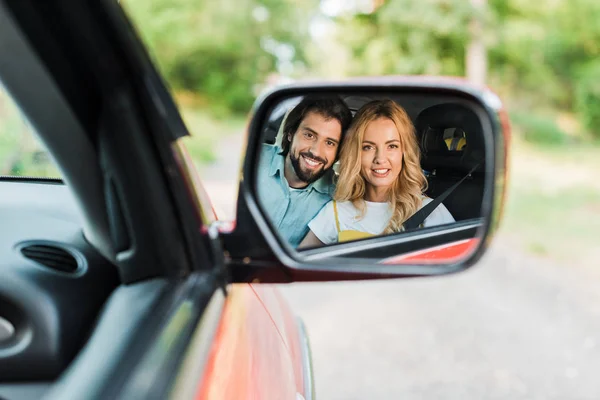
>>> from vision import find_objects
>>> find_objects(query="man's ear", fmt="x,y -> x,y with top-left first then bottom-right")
287,132 -> 292,143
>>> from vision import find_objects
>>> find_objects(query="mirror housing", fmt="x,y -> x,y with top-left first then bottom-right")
222,77 -> 510,283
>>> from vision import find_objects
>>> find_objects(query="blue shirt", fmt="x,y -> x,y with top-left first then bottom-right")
257,144 -> 335,247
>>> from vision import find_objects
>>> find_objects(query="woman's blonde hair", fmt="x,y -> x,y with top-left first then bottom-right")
334,99 -> 427,233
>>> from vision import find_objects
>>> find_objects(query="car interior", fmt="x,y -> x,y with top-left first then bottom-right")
0,181 -> 120,399
261,93 -> 486,224
0,2 -> 222,399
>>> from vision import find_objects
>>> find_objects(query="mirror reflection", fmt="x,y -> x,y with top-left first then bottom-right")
256,92 -> 487,252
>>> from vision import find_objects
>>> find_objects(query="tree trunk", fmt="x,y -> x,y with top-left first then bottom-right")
466,0 -> 487,86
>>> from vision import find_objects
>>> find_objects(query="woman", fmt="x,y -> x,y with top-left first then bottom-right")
299,99 -> 454,248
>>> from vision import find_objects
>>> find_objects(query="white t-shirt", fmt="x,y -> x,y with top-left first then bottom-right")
308,198 -> 455,245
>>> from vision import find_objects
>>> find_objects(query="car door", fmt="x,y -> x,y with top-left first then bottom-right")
0,1 -> 255,399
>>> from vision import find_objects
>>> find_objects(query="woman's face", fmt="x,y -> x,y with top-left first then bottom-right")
360,117 -> 403,191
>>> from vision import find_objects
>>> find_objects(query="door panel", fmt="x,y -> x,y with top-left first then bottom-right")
250,284 -> 305,393
197,284 -> 299,400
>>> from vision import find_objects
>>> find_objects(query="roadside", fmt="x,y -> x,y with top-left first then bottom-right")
195,128 -> 245,220
502,138 -> 600,266
283,239 -> 600,400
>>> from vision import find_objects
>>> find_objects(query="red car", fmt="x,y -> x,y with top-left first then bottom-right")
0,2 -> 508,400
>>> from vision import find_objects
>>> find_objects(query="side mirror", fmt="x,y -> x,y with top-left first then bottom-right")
223,78 -> 510,283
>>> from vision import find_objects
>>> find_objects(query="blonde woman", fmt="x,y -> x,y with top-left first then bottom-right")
299,99 -> 454,248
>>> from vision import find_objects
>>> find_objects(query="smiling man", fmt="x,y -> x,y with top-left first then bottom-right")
257,96 -> 352,247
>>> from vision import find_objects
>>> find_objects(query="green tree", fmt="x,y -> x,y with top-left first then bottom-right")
123,0 -> 318,114
313,0 -> 473,78
313,0 -> 600,137
488,0 -> 600,108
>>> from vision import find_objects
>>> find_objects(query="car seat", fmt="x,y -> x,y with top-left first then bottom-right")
414,103 -> 486,221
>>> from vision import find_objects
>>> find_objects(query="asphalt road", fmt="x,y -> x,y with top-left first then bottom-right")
201,134 -> 600,399
281,242 -> 600,400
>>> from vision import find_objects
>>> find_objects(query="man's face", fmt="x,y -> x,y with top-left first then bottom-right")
287,111 -> 342,185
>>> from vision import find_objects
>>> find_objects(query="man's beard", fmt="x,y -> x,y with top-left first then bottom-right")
289,150 -> 328,184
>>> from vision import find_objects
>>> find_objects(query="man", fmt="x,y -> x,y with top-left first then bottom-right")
257,96 -> 352,247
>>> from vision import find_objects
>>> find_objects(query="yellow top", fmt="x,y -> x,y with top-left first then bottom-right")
333,201 -> 376,243
332,200 -> 429,243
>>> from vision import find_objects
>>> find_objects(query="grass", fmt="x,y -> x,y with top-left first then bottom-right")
500,136 -> 600,264
510,111 -> 570,145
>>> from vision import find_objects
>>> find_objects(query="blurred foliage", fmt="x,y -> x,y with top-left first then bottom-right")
510,112 -> 568,145
490,0 -> 600,109
322,0 -> 472,77
122,0 -> 318,115
338,1 -> 596,87
575,62 -> 600,140
311,0 -> 600,140
4,0 -> 600,176
120,0 -> 600,140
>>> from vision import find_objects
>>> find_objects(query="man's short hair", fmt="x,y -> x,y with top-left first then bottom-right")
280,96 -> 352,157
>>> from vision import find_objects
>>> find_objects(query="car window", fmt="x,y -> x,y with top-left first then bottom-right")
0,84 -> 60,179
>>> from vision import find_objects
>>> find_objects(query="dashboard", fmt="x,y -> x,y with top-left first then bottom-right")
0,181 -> 119,389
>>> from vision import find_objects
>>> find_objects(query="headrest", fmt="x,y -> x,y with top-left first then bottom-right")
343,95 -> 375,116
414,103 -> 485,173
